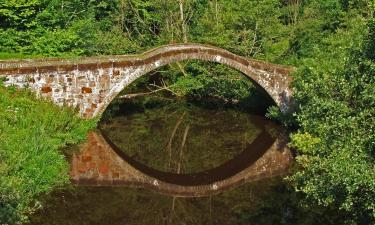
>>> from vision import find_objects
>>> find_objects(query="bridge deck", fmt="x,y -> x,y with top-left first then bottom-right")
0,43 -> 294,76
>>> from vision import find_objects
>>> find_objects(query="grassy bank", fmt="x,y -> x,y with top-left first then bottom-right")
0,81 -> 97,224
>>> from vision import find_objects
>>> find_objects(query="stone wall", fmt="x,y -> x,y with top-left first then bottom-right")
0,43 -> 294,118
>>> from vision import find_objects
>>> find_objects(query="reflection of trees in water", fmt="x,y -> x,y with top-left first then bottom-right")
100,100 -> 265,174
49,98 -> 320,224
166,112 -> 185,171
30,104 -> 339,224
30,177 -> 342,225
168,115 -> 189,224
93,99 -> 295,224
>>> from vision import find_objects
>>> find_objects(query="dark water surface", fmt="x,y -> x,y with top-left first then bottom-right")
100,101 -> 274,174
28,99 -> 336,225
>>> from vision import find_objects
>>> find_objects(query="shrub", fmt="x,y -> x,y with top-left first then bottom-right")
0,84 -> 97,224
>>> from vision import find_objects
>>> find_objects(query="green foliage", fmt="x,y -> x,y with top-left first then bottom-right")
0,52 -> 41,60
266,105 -> 296,127
169,61 -> 256,100
1,0 -> 375,223
28,29 -> 80,56
0,85 -> 96,224
289,14 -> 375,224
0,0 -> 43,29
191,0 -> 290,62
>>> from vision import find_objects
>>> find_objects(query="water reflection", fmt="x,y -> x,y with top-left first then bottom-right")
99,102 -> 276,174
30,99 -> 298,224
70,129 -> 292,197
28,100 -> 342,225
30,179 -> 302,225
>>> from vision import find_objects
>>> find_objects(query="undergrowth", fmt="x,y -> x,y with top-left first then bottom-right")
0,81 -> 97,224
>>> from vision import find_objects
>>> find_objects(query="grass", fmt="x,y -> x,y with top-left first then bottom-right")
0,81 -> 97,224
0,52 -> 44,60
0,52 -> 83,60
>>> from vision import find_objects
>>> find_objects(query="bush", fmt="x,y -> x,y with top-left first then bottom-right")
0,84 -> 97,224
288,18 -> 375,223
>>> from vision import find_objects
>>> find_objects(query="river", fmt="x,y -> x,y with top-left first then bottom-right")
28,96 -> 336,225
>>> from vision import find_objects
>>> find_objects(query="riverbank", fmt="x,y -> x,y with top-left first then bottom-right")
0,81 -> 96,224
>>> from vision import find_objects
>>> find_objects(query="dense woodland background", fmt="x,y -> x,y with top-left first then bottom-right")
0,0 -> 374,224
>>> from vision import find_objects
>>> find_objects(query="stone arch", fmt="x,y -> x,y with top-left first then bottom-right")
0,43 -> 293,119
94,44 -> 293,118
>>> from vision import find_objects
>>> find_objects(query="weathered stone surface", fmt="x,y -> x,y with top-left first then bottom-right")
0,43 -> 295,118
41,86 -> 52,93
81,87 -> 92,94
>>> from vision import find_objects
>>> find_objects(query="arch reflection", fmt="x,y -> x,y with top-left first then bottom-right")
70,128 -> 293,197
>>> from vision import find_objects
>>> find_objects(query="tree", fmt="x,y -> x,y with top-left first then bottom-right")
289,14 -> 375,224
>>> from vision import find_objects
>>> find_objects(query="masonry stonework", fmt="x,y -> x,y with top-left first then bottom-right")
0,44 -> 294,118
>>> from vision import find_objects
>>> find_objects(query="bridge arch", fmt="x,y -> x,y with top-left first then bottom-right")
95,44 -> 293,118
0,43 -> 293,119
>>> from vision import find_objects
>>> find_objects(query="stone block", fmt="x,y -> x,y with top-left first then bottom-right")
41,86 -> 52,93
81,87 -> 92,94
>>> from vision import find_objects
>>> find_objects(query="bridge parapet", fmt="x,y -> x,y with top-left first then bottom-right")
0,44 -> 294,118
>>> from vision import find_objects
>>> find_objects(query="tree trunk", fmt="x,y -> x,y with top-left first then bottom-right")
215,0 -> 219,26
179,0 -> 188,43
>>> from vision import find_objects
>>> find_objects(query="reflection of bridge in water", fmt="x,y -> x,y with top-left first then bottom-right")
70,130 -> 293,197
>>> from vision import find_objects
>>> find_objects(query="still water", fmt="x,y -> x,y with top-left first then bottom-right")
28,98 -> 330,225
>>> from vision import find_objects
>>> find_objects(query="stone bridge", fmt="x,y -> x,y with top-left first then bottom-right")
0,44 -> 294,118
